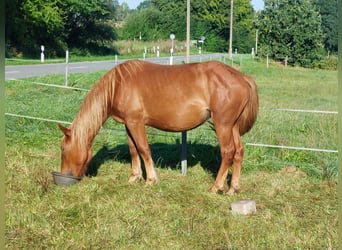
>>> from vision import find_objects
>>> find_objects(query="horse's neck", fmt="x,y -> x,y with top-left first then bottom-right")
72,114 -> 107,147
71,82 -> 111,147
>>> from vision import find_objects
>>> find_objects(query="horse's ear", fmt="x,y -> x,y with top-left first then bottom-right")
58,124 -> 71,137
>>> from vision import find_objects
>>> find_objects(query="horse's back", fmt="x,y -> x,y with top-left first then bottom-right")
116,60 -> 249,94
111,60 -> 253,131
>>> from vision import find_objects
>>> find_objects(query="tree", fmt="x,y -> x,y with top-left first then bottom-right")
64,0 -> 117,55
191,0 -> 254,52
149,0 -> 188,40
5,0 -> 66,57
5,0 -> 27,56
5,0 -> 118,57
232,0 -> 255,52
256,0 -> 324,66
119,8 -> 164,41
313,0 -> 337,53
120,0 -> 194,41
119,0 -> 255,53
115,2 -> 131,22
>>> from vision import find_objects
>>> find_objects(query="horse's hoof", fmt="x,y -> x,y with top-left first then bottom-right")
128,175 -> 142,183
145,177 -> 158,186
208,186 -> 224,194
208,186 -> 218,194
225,188 -> 238,195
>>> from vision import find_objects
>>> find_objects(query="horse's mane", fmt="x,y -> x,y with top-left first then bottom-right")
70,60 -> 145,147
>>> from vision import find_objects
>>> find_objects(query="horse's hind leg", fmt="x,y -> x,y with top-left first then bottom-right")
125,123 -> 158,185
226,125 -> 244,195
209,124 -> 235,194
126,126 -> 143,182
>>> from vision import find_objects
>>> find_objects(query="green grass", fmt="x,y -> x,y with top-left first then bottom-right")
5,57 -> 337,249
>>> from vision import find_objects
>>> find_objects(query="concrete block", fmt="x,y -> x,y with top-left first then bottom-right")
231,199 -> 256,215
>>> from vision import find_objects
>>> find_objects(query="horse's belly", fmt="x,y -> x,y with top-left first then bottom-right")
146,105 -> 210,132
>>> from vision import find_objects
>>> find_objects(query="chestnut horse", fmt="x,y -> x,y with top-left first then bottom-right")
58,60 -> 258,194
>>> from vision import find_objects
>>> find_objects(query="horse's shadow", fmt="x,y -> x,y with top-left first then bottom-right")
86,141 -> 222,179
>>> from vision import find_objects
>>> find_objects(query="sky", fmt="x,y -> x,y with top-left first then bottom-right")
118,0 -> 265,11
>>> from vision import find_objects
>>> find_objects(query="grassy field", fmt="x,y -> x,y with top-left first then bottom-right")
5,57 -> 337,249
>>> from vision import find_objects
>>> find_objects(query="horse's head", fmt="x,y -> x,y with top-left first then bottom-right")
58,124 -> 92,177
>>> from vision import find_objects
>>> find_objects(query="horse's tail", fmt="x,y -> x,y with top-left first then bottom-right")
238,75 -> 259,135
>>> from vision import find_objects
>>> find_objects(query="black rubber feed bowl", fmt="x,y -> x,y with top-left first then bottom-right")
52,171 -> 82,186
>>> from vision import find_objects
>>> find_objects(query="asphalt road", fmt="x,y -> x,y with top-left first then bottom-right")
5,53 -> 225,80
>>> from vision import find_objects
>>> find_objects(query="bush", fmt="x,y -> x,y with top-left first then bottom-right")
312,55 -> 338,70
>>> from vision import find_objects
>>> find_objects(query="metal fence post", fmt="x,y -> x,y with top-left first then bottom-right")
181,131 -> 187,175
65,49 -> 69,87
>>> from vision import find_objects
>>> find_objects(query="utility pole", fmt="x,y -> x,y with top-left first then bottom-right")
186,0 -> 190,64
255,29 -> 258,55
228,0 -> 233,59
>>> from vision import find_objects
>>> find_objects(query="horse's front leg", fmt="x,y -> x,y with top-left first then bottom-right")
126,126 -> 143,183
125,123 -> 158,185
